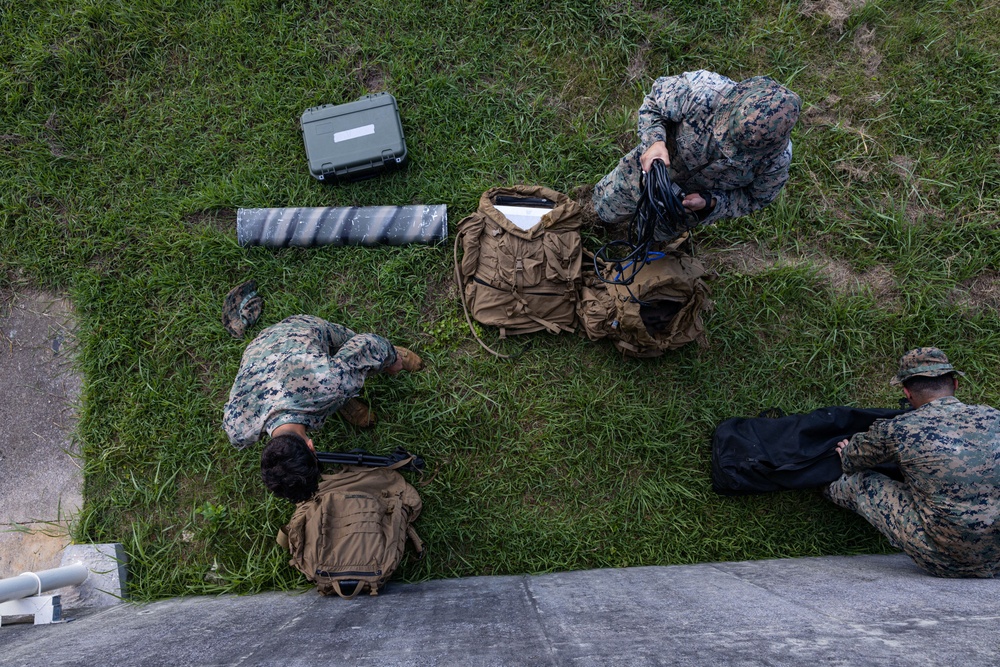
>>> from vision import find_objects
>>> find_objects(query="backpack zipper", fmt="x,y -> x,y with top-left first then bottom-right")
316,569 -> 382,578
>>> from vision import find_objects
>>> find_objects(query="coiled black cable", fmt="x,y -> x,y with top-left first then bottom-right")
593,159 -> 690,288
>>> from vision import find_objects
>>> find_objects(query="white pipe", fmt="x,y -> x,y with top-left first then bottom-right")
0,564 -> 88,603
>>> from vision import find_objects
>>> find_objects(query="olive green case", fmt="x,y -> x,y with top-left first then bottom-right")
300,92 -> 408,183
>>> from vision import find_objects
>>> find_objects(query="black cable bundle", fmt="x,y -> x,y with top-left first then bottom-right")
593,160 -> 690,287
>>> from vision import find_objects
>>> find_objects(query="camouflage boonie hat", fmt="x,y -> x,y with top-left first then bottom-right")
714,76 -> 801,154
222,280 -> 263,339
890,347 -> 966,386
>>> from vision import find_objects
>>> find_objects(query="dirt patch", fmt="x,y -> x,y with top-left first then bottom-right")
889,155 -> 916,180
355,62 -> 387,92
801,94 -> 840,128
707,243 -> 781,275
835,159 -> 875,182
813,259 -> 898,303
951,272 -> 1000,312
423,274 -> 457,319
853,24 -> 883,76
904,202 -> 946,225
799,0 -> 869,32
707,242 -> 901,304
856,264 -> 898,303
184,208 -> 236,233
626,42 -> 650,83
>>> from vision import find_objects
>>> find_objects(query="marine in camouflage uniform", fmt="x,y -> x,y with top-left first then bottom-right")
223,315 -> 398,448
593,70 -> 801,227
826,348 -> 1000,577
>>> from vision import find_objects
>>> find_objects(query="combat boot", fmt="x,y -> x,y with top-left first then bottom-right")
338,398 -> 375,428
393,346 -> 425,372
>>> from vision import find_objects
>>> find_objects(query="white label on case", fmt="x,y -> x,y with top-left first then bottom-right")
333,124 -> 376,143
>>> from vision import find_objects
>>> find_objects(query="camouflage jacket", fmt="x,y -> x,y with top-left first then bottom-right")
842,396 -> 1000,570
637,70 -> 793,224
223,315 -> 395,448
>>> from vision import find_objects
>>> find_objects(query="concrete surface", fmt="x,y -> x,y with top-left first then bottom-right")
2,554 -> 999,666
58,544 -> 128,609
0,289 -> 83,579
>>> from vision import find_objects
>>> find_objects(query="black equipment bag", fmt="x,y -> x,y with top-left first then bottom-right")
711,406 -> 907,495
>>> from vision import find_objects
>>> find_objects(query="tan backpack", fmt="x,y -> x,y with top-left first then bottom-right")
454,186 -> 583,357
278,464 -> 424,599
578,247 -> 714,357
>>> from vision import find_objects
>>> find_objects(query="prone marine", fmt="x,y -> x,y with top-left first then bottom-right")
222,314 -> 424,502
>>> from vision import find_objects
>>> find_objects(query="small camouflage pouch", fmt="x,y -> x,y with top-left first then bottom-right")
222,280 -> 263,338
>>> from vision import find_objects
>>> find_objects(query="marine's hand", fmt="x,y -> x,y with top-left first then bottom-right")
835,439 -> 849,458
640,141 -> 670,173
682,193 -> 712,213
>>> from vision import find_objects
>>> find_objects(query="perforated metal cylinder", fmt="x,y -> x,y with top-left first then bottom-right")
236,205 -> 447,248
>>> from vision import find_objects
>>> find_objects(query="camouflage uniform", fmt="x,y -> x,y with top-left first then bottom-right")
593,70 -> 800,226
827,349 -> 1000,578
223,315 -> 397,448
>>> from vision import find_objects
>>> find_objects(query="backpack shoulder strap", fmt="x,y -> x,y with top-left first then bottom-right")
407,525 -> 425,559
454,228 -> 511,359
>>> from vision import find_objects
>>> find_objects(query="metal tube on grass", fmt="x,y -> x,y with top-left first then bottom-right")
237,205 -> 447,248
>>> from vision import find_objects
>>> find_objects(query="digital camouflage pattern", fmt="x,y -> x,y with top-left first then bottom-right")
717,76 -> 801,153
891,346 -> 966,386
593,70 -> 799,225
221,280 -> 263,339
827,396 -> 1000,577
223,315 -> 397,448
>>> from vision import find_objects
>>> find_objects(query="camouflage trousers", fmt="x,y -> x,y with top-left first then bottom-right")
826,471 -> 980,578
258,331 -> 397,436
330,332 -> 398,378
592,146 -> 645,225
593,147 -> 688,237
310,331 -> 399,418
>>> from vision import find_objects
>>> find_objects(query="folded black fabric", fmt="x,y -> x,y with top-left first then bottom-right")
711,406 -> 906,495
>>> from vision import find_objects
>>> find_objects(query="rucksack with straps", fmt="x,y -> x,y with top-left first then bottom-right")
454,186 -> 583,356
577,245 -> 714,357
277,461 -> 424,599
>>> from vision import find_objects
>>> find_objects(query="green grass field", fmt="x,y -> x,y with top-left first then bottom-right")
2,0 -> 998,599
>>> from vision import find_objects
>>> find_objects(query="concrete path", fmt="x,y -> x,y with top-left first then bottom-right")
0,289 -> 82,579
3,554 -> 999,666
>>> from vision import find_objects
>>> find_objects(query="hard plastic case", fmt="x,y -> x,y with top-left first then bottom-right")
300,92 -> 408,183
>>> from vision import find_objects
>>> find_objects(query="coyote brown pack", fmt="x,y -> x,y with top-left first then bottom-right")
455,186 -> 583,342
578,249 -> 713,357
279,464 -> 424,599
